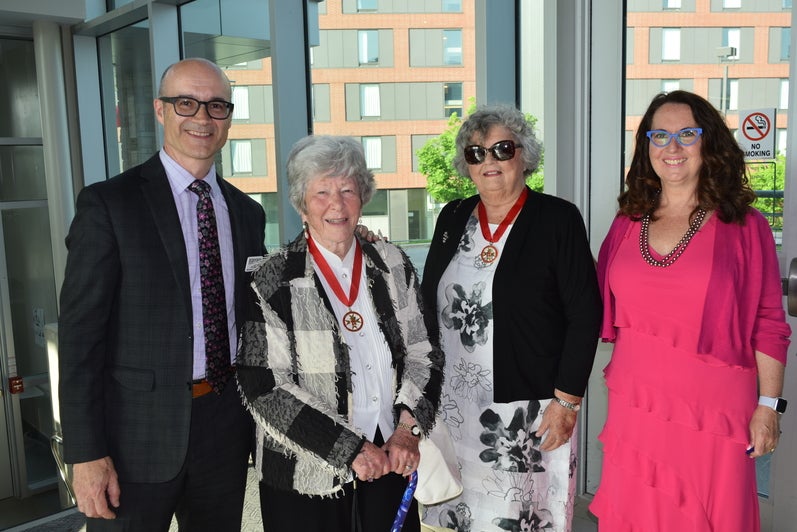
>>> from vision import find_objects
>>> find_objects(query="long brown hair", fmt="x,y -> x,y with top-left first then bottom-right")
619,90 -> 755,223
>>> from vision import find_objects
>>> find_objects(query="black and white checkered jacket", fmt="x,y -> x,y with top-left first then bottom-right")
236,233 -> 444,497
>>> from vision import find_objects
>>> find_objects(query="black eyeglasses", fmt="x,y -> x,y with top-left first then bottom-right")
463,140 -> 521,165
646,127 -> 703,148
159,96 -> 234,120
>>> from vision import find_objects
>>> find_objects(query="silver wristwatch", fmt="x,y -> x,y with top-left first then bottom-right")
554,397 -> 581,412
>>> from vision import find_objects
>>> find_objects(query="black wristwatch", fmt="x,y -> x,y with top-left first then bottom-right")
759,396 -> 788,414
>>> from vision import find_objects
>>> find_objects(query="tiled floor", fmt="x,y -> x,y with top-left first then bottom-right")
572,496 -> 599,532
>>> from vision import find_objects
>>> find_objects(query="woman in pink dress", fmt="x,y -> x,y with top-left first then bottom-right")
590,90 -> 791,531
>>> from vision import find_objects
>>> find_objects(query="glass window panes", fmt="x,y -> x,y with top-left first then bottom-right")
98,20 -> 154,176
231,140 -> 252,174
662,28 -> 681,61
232,86 -> 250,120
359,30 -> 379,64
723,28 -> 740,59
781,79 -> 789,109
723,0 -> 742,8
0,146 -> 46,201
0,39 -> 40,137
729,78 -> 739,110
357,0 -> 377,12
444,82 -> 463,117
662,79 -> 680,93
443,29 -> 463,65
664,0 -> 681,8
361,84 -> 381,117
778,129 -> 787,155
782,28 -> 791,60
362,137 -> 382,169
443,0 -> 462,12
362,189 -> 387,216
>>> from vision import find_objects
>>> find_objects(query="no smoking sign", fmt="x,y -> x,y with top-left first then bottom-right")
739,108 -> 776,160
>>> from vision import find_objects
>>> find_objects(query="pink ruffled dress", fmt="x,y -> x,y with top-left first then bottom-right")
590,215 -> 761,531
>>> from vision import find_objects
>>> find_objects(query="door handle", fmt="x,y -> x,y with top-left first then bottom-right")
786,258 -> 797,317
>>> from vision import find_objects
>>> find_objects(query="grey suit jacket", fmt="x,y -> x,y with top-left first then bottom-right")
58,153 -> 266,483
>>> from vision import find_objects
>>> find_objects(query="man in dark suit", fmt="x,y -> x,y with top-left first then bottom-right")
58,58 -> 266,531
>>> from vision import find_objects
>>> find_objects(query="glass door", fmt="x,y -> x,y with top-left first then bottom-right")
0,37 -> 61,513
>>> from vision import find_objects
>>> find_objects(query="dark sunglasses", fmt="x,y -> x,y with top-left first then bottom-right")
463,140 -> 521,165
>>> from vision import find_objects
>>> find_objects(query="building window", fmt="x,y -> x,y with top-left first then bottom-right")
232,86 -> 250,120
781,79 -> 789,109
723,28 -> 740,60
358,30 -> 379,64
663,0 -> 681,8
723,0 -> 742,7
662,28 -> 680,61
443,0 -> 462,12
444,82 -> 463,117
231,140 -> 252,174
662,79 -> 680,93
362,189 -> 388,216
361,84 -> 381,117
785,0 -> 793,9
443,30 -> 463,65
362,137 -> 382,169
782,28 -> 791,61
728,79 -> 739,111
357,0 -> 377,11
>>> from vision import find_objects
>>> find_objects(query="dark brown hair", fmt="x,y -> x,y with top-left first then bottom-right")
619,90 -> 755,223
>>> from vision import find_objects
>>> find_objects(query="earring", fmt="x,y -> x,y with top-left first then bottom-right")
303,221 -> 309,239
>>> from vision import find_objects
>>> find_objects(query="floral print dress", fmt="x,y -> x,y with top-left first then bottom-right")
422,216 -> 576,532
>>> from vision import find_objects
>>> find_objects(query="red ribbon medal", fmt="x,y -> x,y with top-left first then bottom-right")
306,234 -> 364,332
477,188 -> 528,264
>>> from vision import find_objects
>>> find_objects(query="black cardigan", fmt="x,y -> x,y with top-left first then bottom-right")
421,188 -> 602,402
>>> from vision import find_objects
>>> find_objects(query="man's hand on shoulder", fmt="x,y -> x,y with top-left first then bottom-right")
73,456 -> 121,519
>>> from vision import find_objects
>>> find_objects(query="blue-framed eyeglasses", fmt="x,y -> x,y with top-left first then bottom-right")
646,127 -> 703,147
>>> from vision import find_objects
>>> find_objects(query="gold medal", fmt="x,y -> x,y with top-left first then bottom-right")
480,244 -> 498,264
342,310 -> 364,332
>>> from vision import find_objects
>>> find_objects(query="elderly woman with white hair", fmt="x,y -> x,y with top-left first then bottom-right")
420,105 -> 601,531
236,134 -> 443,532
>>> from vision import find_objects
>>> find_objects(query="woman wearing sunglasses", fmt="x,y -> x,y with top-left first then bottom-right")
590,90 -> 790,531
420,105 -> 602,531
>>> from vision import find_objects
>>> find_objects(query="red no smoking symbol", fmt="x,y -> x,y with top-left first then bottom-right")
742,112 -> 770,142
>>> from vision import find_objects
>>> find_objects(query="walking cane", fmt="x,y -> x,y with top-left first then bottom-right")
390,471 -> 418,531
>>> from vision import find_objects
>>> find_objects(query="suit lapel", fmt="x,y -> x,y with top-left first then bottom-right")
139,155 -> 193,325
217,176 -> 245,279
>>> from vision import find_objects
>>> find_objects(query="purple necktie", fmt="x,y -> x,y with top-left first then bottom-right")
189,180 -> 232,393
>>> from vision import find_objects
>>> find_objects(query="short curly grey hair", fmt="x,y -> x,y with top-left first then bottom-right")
453,104 -> 542,178
286,135 -> 377,214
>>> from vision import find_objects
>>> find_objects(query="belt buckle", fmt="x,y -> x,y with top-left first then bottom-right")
192,379 -> 212,398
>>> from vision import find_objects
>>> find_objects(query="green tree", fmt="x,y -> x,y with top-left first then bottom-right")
747,155 -> 785,230
417,103 -> 544,203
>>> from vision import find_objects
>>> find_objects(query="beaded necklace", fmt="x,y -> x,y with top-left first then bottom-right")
639,208 -> 707,268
